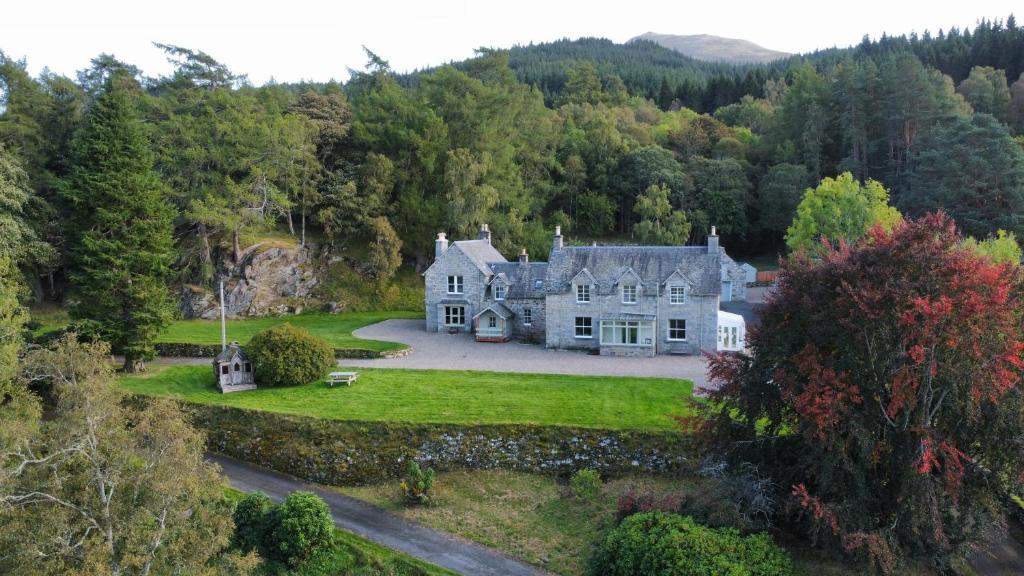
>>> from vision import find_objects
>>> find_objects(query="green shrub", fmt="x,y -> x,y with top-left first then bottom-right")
270,491 -> 335,568
589,511 -> 795,576
247,323 -> 334,387
570,468 -> 602,501
232,492 -> 274,553
400,461 -> 436,506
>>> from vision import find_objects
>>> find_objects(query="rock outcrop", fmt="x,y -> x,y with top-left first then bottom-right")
180,244 -> 320,319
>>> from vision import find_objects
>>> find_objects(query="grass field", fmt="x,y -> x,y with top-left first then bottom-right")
158,311 -> 423,352
120,365 -> 694,430
337,470 -> 898,576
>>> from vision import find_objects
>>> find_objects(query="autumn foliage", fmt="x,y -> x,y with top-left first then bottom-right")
699,213 -> 1024,572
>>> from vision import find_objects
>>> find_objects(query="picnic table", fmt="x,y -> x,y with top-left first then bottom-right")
326,371 -> 358,387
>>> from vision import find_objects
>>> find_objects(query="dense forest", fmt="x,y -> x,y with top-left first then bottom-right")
2,16 -> 1024,311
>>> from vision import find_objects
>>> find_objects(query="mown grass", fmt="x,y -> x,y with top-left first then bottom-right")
158,311 -> 423,352
120,365 -> 694,430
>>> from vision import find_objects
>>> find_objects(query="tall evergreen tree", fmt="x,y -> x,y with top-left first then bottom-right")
62,77 -> 174,372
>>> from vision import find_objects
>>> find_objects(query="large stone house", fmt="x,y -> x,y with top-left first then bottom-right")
424,224 -> 745,356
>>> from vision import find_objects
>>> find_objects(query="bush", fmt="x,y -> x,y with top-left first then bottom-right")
232,492 -> 274,553
270,491 -> 335,568
615,489 -> 681,522
400,461 -> 436,506
569,468 -> 602,501
678,460 -> 777,532
247,323 -> 335,387
589,511 -> 795,576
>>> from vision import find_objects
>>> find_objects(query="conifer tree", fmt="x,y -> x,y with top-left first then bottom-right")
62,77 -> 174,372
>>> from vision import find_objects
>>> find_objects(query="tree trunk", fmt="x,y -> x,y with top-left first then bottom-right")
301,208 -> 306,247
29,275 -> 44,303
287,211 -> 295,236
233,229 -> 241,264
198,222 -> 212,282
123,356 -> 145,373
47,269 -> 56,299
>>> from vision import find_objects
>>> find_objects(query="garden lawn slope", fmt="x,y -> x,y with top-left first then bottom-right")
158,311 -> 422,353
121,365 -> 693,430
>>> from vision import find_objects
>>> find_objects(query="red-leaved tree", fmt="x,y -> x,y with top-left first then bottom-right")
699,213 -> 1024,572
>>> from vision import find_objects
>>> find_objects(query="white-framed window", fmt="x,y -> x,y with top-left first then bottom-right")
622,284 -> 637,304
523,308 -> 532,325
444,305 -> 465,326
493,283 -> 506,300
447,275 -> 463,294
668,319 -> 687,341
488,315 -> 497,328
574,316 -> 593,338
576,284 -> 591,303
669,286 -> 686,305
600,320 -> 654,346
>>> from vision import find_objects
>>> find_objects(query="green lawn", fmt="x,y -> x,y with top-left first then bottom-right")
158,311 -> 423,352
120,365 -> 694,430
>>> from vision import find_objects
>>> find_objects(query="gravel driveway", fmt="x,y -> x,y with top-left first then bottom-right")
345,319 -> 710,388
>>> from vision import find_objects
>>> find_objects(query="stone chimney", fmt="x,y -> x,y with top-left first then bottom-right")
707,226 -> 719,254
552,225 -> 563,253
477,223 -> 491,244
435,232 -> 448,259
518,248 -> 529,265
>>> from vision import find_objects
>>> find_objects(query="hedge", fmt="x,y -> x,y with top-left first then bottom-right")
137,399 -> 696,485
155,343 -> 412,360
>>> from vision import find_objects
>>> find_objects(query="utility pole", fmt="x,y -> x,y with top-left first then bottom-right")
220,281 -> 227,352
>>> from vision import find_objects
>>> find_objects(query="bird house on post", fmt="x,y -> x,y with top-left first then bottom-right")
212,281 -> 257,393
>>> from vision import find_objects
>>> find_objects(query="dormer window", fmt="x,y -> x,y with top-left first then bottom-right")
622,284 -> 638,304
447,275 -> 463,294
493,283 -> 506,300
576,284 -> 591,303
670,285 -> 686,304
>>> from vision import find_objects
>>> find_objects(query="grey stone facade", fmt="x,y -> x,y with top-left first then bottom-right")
424,225 -> 731,355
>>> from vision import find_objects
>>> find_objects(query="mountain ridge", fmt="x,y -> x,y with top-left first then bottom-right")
632,32 -> 791,64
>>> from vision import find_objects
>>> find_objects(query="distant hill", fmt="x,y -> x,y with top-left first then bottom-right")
632,32 -> 791,64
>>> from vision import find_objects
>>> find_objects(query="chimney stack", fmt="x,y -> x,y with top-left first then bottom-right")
477,223 -> 491,244
552,225 -> 563,252
435,232 -> 448,259
518,248 -> 529,265
707,226 -> 719,255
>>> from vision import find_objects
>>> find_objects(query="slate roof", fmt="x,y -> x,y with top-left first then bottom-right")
489,262 -> 549,299
545,245 -> 720,296
473,302 -> 513,320
214,343 -> 248,363
452,240 -> 507,276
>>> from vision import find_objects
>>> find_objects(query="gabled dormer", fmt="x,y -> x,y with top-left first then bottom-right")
488,272 -> 510,300
615,268 -> 643,304
662,268 -> 696,305
571,268 -> 597,303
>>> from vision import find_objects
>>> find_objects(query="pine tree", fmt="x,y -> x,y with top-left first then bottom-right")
62,77 -> 174,372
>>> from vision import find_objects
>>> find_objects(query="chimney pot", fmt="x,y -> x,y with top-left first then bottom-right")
518,249 -> 528,264
707,226 -> 720,254
435,232 -> 449,259
552,226 -> 564,252
477,224 -> 492,244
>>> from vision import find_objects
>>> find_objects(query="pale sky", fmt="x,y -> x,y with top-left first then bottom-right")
2,0 -> 1019,85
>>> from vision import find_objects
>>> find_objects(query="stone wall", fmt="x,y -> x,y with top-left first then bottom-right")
176,402 -> 695,485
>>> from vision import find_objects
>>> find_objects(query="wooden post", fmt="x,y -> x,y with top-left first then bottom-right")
220,281 -> 227,353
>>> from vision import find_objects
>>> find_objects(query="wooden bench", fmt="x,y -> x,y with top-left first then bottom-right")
326,371 -> 358,387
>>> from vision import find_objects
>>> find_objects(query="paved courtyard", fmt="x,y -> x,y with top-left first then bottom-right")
344,319 -> 711,388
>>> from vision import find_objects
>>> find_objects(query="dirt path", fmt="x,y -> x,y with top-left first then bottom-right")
212,454 -> 546,576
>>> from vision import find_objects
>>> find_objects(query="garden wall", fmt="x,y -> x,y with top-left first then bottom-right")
175,402 -> 695,485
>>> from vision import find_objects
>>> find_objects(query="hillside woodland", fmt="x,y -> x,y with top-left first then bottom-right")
2,17 -> 1024,341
